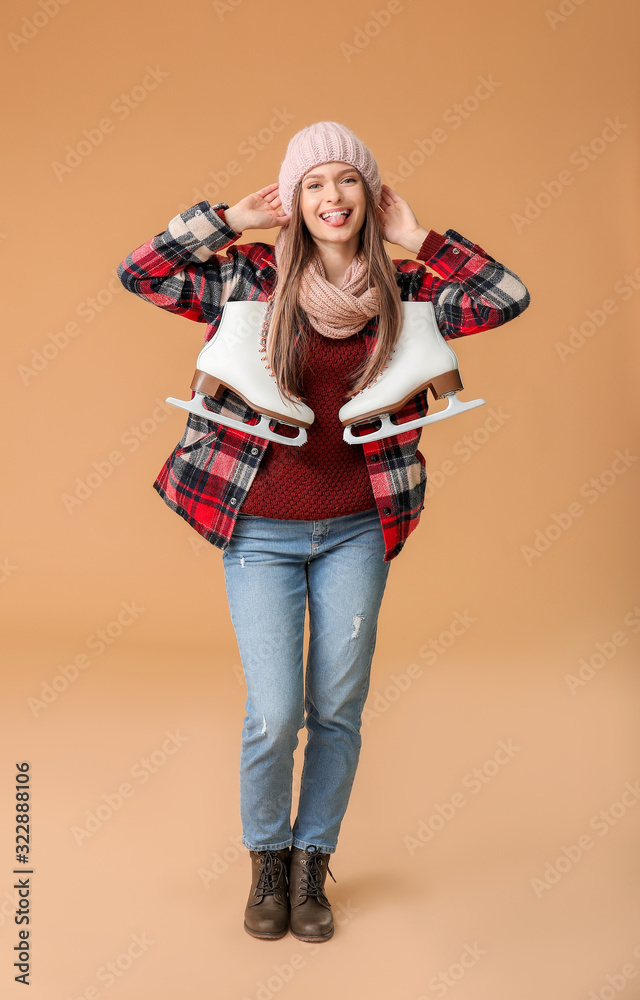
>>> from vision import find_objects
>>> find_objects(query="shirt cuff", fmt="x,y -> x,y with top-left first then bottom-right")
167,201 -> 241,262
416,229 -> 447,261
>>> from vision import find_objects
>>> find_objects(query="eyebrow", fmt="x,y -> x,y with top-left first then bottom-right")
303,167 -> 357,180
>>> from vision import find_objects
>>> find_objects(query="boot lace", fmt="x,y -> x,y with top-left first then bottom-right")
253,849 -> 289,901
297,845 -> 337,903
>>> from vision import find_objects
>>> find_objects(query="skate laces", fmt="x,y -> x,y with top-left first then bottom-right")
253,849 -> 289,900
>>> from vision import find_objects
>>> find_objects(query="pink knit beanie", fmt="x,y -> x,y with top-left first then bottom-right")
277,121 -> 382,217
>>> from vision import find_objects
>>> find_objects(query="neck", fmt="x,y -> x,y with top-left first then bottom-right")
312,234 -> 361,287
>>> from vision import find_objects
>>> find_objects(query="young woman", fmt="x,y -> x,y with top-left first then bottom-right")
117,121 -> 530,944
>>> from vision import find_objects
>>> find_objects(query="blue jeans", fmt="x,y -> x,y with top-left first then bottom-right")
221,506 -> 391,854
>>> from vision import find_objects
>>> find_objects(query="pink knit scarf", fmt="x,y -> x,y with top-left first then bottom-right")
273,227 -> 380,338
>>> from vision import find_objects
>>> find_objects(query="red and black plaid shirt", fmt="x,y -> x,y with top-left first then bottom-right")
117,201 -> 530,561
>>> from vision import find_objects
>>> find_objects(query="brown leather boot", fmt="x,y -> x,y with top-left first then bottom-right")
244,847 -> 291,940
288,845 -> 337,942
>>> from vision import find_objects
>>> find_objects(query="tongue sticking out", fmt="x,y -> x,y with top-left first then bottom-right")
321,211 -> 351,227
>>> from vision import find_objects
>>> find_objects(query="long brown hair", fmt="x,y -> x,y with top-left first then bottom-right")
265,169 -> 404,402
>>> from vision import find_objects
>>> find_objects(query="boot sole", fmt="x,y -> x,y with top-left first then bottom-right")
289,924 -> 334,943
243,920 -> 289,941
341,368 -> 463,425
192,370 -> 312,427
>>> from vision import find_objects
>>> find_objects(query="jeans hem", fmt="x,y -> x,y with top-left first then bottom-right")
292,838 -> 336,854
242,836 -> 293,852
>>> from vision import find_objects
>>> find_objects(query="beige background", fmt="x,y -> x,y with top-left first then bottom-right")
1,0 -> 639,997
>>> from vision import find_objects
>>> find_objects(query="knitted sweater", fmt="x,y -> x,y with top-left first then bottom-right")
240,321 -> 377,519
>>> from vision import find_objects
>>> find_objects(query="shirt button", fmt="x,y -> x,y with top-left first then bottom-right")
383,506 -> 392,515
194,209 -> 202,216
451,247 -> 460,255
230,497 -> 237,505
251,447 -> 259,455
370,454 -> 379,462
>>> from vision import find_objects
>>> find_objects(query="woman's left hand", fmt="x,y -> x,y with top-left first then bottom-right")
377,184 -> 428,253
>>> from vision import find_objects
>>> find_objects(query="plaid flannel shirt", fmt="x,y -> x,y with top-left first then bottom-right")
117,201 -> 530,561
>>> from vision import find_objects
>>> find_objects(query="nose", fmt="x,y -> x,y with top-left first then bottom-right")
322,186 -> 347,210
324,181 -> 344,201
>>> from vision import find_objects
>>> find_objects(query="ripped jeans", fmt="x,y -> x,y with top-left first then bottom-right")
221,506 -> 391,854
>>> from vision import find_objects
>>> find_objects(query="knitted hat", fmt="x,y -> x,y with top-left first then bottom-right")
277,121 -> 382,217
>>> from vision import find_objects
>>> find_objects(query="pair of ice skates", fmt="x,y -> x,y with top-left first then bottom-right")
166,300 -> 485,446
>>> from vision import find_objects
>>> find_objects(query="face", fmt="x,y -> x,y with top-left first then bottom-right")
298,161 -> 367,251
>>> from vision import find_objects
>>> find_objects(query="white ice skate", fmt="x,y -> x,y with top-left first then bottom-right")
166,300 -> 314,446
339,300 -> 486,444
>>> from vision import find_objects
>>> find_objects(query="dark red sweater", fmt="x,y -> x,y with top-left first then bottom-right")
240,322 -> 377,519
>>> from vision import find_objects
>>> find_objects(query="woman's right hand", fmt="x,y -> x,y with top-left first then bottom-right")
224,183 -> 291,234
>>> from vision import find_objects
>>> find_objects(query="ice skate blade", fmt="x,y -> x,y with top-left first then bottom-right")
343,393 -> 486,444
166,394 -> 308,447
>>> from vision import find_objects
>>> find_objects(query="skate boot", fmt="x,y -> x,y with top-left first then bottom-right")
166,300 -> 314,446
339,300 -> 485,444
